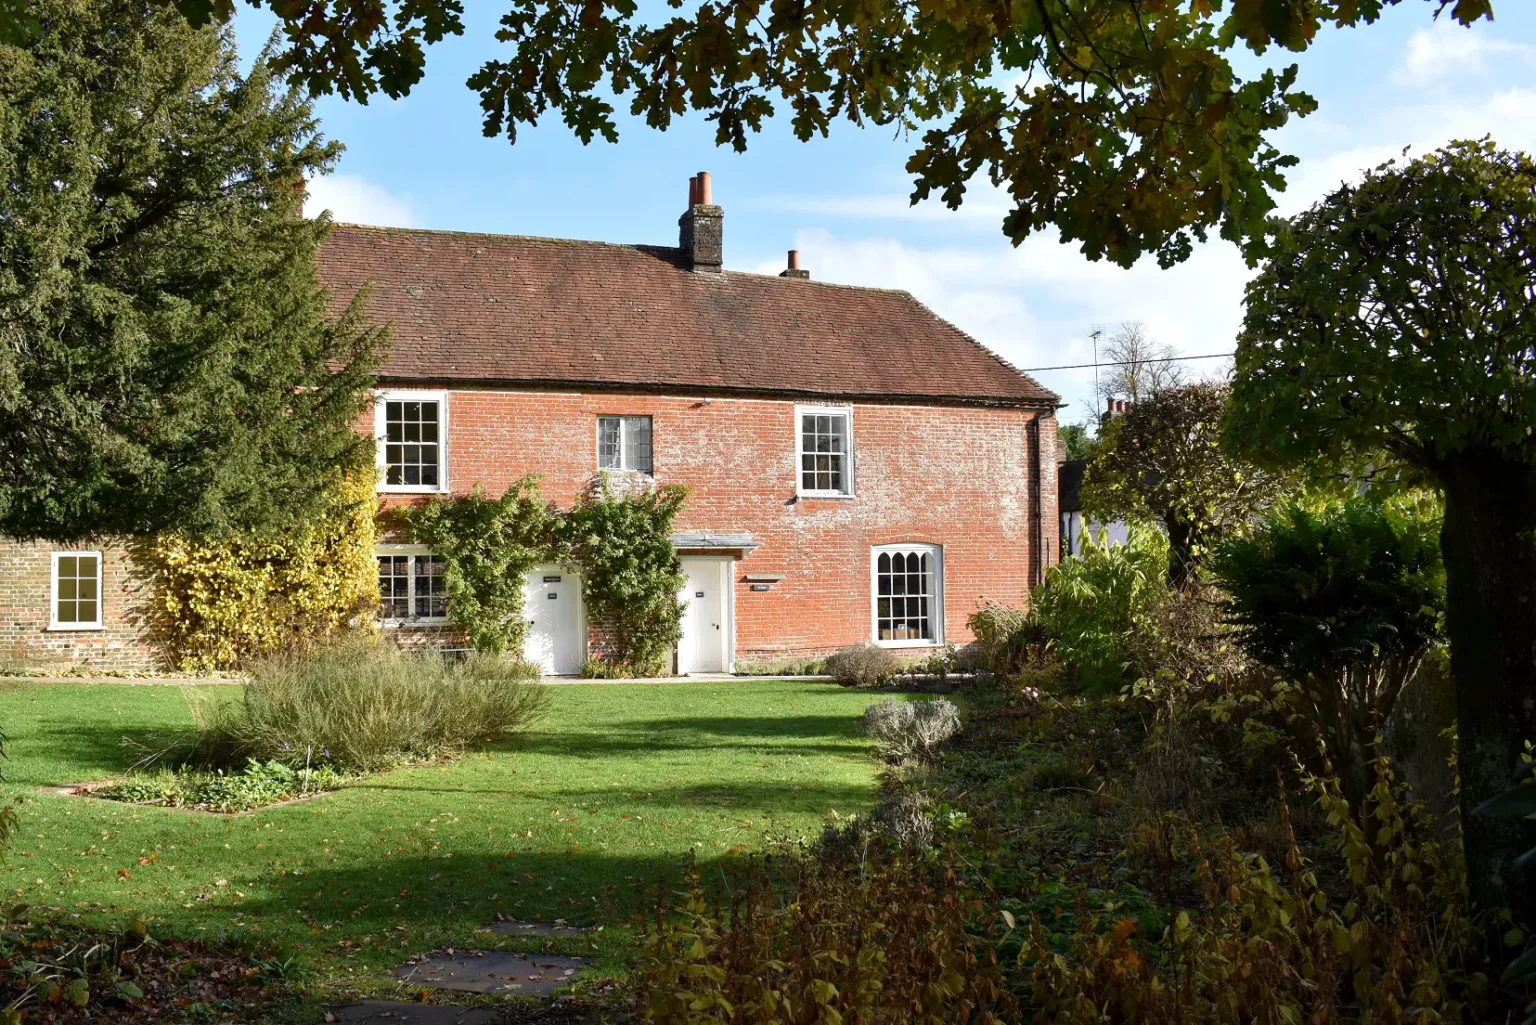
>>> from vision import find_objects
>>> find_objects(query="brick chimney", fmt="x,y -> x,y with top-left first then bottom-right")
678,171 -> 723,273
779,249 -> 810,280
1100,397 -> 1135,429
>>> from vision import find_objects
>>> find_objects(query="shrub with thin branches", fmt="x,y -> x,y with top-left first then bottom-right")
862,697 -> 960,762
825,643 -> 899,688
181,634 -> 547,772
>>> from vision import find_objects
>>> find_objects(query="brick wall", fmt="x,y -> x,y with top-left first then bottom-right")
0,542 -> 155,671
379,387 -> 1059,663
0,387 -> 1058,673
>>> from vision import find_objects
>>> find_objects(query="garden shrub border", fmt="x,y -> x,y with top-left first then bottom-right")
133,474 -> 379,672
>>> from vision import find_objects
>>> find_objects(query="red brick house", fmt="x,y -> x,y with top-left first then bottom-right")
0,174 -> 1060,674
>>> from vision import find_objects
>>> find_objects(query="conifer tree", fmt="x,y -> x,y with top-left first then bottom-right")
0,0 -> 385,541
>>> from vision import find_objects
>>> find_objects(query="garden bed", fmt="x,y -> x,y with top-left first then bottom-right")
60,758 -> 360,814
0,912 -> 294,1024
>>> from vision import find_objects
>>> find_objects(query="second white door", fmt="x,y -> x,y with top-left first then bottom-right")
677,557 -> 729,674
522,565 -> 584,675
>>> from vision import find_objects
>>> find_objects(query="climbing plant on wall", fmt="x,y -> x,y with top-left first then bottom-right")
135,474 -> 380,671
403,477 -> 557,655
560,476 -> 688,676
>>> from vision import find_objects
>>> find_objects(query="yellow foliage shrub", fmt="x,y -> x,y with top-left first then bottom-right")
135,476 -> 379,671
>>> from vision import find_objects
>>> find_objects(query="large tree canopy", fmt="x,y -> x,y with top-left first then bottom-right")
0,0 -> 385,542
1226,140 -> 1536,918
4,0 -> 1494,268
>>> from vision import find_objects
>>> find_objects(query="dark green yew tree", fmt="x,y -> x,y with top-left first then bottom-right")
5,0 -> 1495,267
0,0 -> 385,542
1226,141 -> 1536,916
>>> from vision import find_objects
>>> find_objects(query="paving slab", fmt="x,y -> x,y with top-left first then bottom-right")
488,919 -> 588,939
392,950 -> 586,996
328,1001 -> 496,1025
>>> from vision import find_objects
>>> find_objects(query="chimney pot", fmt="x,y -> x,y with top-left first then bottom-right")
678,171 -> 723,272
779,248 -> 810,279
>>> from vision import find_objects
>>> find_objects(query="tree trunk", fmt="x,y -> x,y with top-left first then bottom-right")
1164,517 -> 1197,590
1440,450 -> 1536,919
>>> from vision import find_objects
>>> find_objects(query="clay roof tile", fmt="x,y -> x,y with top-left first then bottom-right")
317,224 -> 1059,408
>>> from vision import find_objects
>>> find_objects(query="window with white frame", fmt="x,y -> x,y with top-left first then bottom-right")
377,548 -> 448,623
597,415 -> 653,473
376,392 -> 447,492
871,544 -> 943,645
797,405 -> 852,496
51,551 -> 103,630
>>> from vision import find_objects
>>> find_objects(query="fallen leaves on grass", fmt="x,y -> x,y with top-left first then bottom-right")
0,910 -> 292,1023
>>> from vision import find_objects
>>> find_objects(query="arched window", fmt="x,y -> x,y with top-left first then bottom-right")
871,544 -> 943,646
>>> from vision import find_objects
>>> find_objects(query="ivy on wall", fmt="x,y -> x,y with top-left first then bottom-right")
403,477 -> 556,655
143,472 -> 692,675
560,476 -> 688,676
135,475 -> 379,672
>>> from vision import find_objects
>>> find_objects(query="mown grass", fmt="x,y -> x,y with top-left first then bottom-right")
0,679 -> 881,1008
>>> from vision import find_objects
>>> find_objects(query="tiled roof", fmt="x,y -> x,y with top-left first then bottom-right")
317,224 -> 1058,408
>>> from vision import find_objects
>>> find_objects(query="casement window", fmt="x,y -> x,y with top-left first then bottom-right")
796,405 -> 853,497
377,547 -> 448,624
597,415 -> 653,473
51,551 -> 103,630
871,544 -> 943,646
376,391 -> 448,493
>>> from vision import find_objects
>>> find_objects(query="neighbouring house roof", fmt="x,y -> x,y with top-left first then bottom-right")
317,225 -> 1059,409
1059,458 -> 1086,514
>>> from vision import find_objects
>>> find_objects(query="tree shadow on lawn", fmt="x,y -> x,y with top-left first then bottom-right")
510,714 -> 869,760
347,778 -> 877,816
221,848 -> 745,973
20,722 -> 182,783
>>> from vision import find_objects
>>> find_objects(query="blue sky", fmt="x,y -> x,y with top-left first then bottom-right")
235,5 -> 1536,428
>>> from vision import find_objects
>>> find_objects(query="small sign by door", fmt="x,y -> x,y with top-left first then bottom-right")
695,591 -> 705,598
543,575 -> 561,583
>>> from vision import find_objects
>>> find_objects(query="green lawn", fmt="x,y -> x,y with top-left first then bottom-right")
0,679 -> 881,1001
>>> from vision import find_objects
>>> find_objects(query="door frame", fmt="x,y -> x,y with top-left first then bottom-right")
524,563 -> 587,676
677,555 -> 735,675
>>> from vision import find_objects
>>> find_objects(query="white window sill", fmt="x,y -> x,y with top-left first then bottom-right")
48,624 -> 104,632
875,638 -> 943,649
797,492 -> 855,501
377,486 -> 449,495
381,619 -> 453,629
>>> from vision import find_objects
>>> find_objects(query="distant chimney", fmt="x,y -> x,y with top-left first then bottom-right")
1101,396 -> 1135,429
780,249 -> 809,280
679,171 -> 723,273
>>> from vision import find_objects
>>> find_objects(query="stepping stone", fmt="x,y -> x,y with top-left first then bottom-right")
328,1001 -> 496,1024
488,919 -> 588,939
391,950 -> 586,996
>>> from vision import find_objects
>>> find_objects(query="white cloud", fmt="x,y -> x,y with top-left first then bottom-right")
756,228 -> 1250,426
1275,87 -> 1536,213
305,174 -> 417,227
743,46 -> 1536,427
1396,19 -> 1530,84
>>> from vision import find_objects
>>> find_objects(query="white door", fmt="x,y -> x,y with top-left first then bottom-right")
677,557 -> 730,674
523,566 -> 583,675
